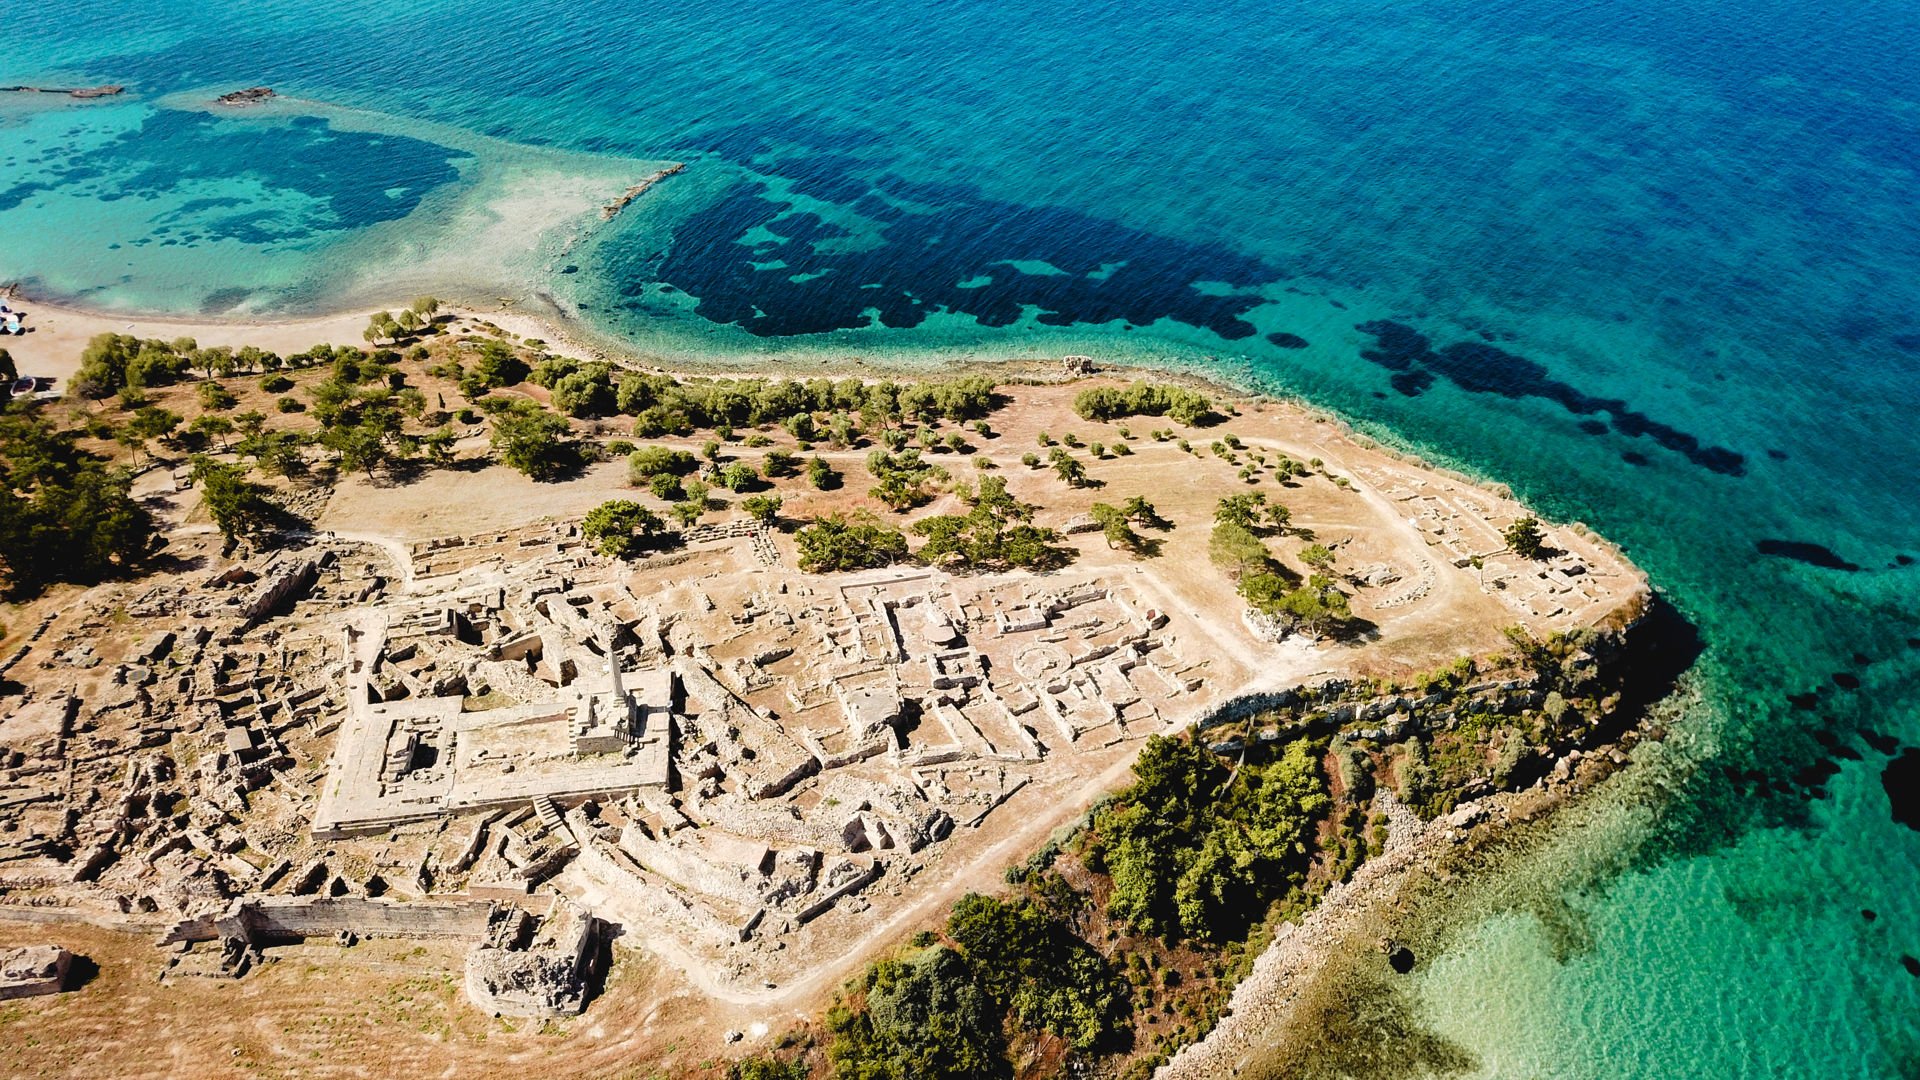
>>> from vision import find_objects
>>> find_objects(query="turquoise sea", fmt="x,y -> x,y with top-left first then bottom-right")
6,0 -> 1920,1074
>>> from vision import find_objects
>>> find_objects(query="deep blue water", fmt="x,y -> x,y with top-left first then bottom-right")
6,0 -> 1920,1074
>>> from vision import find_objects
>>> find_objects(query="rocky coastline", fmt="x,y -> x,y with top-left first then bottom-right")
1155,598 -> 1698,1079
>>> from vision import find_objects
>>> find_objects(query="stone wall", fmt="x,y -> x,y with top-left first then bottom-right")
162,896 -> 493,945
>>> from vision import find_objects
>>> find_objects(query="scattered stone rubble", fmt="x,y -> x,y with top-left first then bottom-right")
0,536 -> 388,914
464,895 -> 605,1017
539,559 -> 1207,957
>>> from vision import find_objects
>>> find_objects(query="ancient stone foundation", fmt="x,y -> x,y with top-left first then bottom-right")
463,896 -> 605,1017
0,944 -> 73,1000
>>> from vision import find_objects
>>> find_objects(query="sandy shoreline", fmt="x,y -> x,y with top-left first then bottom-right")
0,291 -> 601,389
3,282 -> 1248,398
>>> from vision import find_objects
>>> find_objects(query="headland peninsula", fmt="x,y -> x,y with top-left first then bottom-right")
0,295 -> 1680,1080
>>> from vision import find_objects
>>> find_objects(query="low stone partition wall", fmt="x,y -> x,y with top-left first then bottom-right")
161,896 -> 494,946
795,860 -> 884,925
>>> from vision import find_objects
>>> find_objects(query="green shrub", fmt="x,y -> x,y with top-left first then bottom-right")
489,403 -> 580,481
741,494 -> 783,525
795,513 -> 908,572
807,456 -> 840,490
648,472 -> 685,501
1072,381 -> 1219,426
720,461 -> 762,492
581,499 -> 670,558
627,445 -> 697,484
763,449 -> 799,477
1088,734 -> 1328,942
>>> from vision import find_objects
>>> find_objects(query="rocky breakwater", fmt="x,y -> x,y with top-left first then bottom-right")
601,164 -> 685,220
1,85 -> 123,98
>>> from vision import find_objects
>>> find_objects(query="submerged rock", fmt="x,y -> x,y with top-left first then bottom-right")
1756,539 -> 1861,572
215,87 -> 277,106
1882,749 -> 1920,832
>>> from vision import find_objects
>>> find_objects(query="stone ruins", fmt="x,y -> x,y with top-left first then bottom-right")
0,425 -> 1640,1014
0,515 -> 1225,1008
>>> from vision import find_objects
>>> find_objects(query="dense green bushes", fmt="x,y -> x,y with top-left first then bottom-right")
189,456 -> 283,542
729,1055 -> 810,1080
945,892 -> 1130,1050
625,446 -> 697,485
549,361 -> 618,417
821,730 -> 1332,1079
829,946 -> 1008,1080
795,513 -> 910,572
486,400 -> 579,480
1088,734 -> 1327,943
581,499 -> 670,558
0,406 -> 155,595
68,334 -> 388,399
1073,382 -> 1219,426
465,339 -> 529,392
519,362 -> 1005,436
71,334 -> 193,398
865,449 -> 945,511
827,889 -> 1131,1080
910,476 -> 1072,571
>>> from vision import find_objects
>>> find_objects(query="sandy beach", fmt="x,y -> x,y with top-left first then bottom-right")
0,292 -> 599,388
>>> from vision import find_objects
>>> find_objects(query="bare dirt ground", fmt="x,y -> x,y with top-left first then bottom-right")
0,917 -> 750,1080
